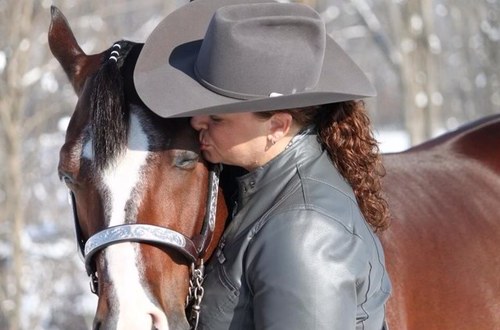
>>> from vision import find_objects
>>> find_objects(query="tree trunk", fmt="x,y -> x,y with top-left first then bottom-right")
0,1 -> 35,328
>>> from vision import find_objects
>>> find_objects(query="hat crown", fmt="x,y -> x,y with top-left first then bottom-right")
194,3 -> 326,100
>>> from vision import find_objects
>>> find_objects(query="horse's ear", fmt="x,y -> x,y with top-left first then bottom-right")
48,6 -> 88,94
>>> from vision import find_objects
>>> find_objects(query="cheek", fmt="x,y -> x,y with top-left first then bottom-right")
211,137 -> 242,162
208,133 -> 224,151
228,136 -> 265,160
211,130 -> 234,150
208,124 -> 266,162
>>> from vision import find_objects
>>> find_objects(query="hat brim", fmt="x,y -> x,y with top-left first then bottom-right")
134,0 -> 376,118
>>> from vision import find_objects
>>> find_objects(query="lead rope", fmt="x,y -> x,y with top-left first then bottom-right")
187,260 -> 205,329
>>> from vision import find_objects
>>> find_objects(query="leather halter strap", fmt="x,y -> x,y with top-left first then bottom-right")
84,224 -> 199,274
70,164 -> 221,276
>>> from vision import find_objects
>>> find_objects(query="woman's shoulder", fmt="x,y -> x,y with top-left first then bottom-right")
298,150 -> 356,199
249,147 -> 372,244
292,150 -> 361,218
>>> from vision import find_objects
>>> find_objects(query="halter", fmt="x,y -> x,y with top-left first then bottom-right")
78,163 -> 221,271
69,163 -> 220,328
67,40 -> 221,329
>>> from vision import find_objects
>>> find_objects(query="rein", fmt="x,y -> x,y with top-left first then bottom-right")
70,161 -> 221,329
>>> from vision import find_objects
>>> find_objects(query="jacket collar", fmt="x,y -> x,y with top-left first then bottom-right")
236,127 -> 320,207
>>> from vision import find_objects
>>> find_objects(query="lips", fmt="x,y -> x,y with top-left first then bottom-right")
200,142 -> 210,151
199,132 -> 210,150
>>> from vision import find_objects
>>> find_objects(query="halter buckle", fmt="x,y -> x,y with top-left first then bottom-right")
89,272 -> 99,295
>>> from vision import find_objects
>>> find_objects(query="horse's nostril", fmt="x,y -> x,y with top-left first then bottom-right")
150,314 -> 159,330
94,321 -> 101,330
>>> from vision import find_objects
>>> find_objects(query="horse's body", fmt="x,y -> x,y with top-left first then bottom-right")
49,6 -> 500,330
382,115 -> 500,329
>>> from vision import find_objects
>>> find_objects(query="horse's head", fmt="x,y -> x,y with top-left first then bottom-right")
49,7 -> 227,329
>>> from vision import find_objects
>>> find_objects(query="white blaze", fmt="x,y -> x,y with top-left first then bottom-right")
99,112 -> 169,329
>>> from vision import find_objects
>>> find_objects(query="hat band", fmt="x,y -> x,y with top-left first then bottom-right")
194,64 -> 266,100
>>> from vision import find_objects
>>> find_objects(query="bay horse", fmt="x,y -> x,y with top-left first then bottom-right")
49,6 -> 500,330
381,114 -> 500,329
49,7 -> 228,330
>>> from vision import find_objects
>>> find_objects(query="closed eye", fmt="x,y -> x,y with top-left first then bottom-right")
174,150 -> 199,169
209,115 -> 223,123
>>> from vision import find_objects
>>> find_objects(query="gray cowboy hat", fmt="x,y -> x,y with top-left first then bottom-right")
134,0 -> 376,118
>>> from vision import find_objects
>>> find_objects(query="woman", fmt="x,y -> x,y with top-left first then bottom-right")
134,0 -> 391,329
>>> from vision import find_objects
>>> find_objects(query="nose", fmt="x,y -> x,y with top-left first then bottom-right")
93,311 -> 170,330
94,286 -> 170,330
190,115 -> 208,131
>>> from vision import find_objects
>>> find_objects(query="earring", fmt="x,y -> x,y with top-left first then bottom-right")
266,137 -> 275,151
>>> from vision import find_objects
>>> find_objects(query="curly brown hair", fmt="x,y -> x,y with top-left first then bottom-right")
257,101 -> 390,232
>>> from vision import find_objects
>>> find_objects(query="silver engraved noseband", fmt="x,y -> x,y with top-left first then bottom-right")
84,224 -> 198,274
70,164 -> 221,278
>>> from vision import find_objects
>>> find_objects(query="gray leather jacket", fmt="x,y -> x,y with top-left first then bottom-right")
199,132 -> 391,330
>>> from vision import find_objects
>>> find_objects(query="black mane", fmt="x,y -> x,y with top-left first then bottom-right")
89,40 -> 137,170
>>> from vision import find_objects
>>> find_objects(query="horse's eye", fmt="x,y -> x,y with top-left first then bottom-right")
59,170 -> 75,186
174,151 -> 199,169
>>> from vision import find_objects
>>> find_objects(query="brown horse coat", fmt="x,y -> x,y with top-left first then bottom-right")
382,114 -> 500,329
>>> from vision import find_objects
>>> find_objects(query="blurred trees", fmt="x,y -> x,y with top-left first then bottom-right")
0,2 -> 56,329
0,0 -> 498,328
380,0 -> 499,144
321,0 -> 499,145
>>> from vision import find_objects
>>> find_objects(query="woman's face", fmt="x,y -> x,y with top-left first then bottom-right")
190,112 -> 271,171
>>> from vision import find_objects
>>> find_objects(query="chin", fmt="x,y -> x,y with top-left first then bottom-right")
202,151 -> 219,164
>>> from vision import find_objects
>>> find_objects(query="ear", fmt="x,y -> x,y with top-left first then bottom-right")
48,6 -> 88,94
268,112 -> 293,142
